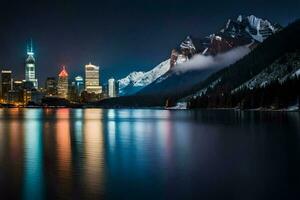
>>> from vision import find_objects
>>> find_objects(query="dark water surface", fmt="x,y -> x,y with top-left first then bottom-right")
0,108 -> 299,199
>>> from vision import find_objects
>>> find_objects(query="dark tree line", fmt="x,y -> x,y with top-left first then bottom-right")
194,20 -> 299,92
188,20 -> 300,110
189,76 -> 300,110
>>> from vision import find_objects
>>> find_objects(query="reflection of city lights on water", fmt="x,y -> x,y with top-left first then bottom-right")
84,109 -> 105,195
108,121 -> 116,150
108,109 -> 116,119
75,109 -> 83,119
10,119 -> 22,159
23,109 -> 45,200
55,109 -> 72,196
56,109 -> 71,173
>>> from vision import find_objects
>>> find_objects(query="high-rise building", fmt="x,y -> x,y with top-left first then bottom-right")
68,82 -> 78,102
75,76 -> 84,95
7,80 -> 24,104
102,83 -> 108,98
57,66 -> 69,99
0,70 -> 12,101
108,77 -> 118,98
116,81 -> 119,97
22,80 -> 34,103
85,63 -> 102,94
45,77 -> 57,96
25,40 -> 38,89
13,80 -> 23,91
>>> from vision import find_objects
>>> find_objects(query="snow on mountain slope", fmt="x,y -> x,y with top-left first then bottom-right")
118,71 -> 145,89
118,14 -> 280,96
188,78 -> 221,99
246,15 -> 279,42
247,15 -> 275,31
291,68 -> 300,78
180,36 -> 196,52
173,15 -> 280,61
138,45 -> 251,98
232,52 -> 300,92
118,59 -> 170,95
133,59 -> 170,86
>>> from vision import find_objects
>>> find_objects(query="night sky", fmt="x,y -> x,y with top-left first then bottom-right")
0,0 -> 299,85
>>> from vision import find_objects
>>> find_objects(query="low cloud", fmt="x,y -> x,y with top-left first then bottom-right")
173,46 -> 251,73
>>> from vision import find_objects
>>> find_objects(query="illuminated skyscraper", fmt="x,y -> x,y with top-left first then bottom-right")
108,77 -> 117,98
25,40 -> 38,89
75,76 -> 84,95
57,66 -> 69,99
85,63 -> 102,94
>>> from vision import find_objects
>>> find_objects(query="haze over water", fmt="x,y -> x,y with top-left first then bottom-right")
0,108 -> 299,199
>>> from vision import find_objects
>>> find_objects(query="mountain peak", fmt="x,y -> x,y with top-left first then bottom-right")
180,36 -> 196,51
118,14 -> 283,96
118,59 -> 170,95
237,15 -> 243,22
221,14 -> 281,42
177,14 -> 281,57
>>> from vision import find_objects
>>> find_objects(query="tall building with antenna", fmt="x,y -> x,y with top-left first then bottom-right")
25,39 -> 38,89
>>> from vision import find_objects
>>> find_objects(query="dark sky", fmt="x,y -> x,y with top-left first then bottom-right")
0,0 -> 299,85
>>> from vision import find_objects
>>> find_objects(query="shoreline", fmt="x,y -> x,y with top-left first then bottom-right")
192,107 -> 300,112
0,105 -> 299,112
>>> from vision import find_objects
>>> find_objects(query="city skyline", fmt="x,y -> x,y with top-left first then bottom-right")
0,0 -> 298,84
1,40 -> 105,86
0,40 -> 105,87
0,1 -> 299,199
0,50 -> 116,105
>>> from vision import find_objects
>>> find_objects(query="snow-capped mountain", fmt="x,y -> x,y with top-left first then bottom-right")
170,15 -> 281,68
138,45 -> 250,98
182,19 -> 300,109
118,14 -> 281,96
118,59 -> 170,95
245,15 -> 280,42
223,15 -> 279,40
118,71 -> 145,90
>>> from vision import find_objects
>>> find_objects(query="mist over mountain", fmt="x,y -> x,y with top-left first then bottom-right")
118,14 -> 280,96
137,46 -> 250,98
97,16 -> 300,109
187,19 -> 300,110
173,46 -> 250,73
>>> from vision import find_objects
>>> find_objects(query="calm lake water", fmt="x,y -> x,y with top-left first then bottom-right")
0,108 -> 299,199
